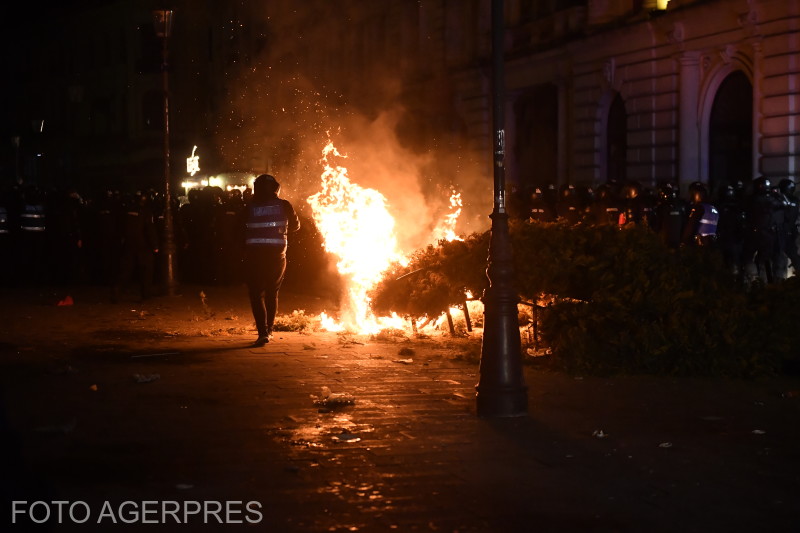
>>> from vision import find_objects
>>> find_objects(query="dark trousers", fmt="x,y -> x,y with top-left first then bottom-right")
245,248 -> 287,337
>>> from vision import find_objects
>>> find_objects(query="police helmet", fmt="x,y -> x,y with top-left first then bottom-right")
779,178 -> 796,196
659,183 -> 678,201
254,174 -> 281,197
752,177 -> 771,195
688,181 -> 708,204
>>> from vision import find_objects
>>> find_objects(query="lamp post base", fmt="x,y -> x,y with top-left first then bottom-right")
476,384 -> 528,417
476,210 -> 528,418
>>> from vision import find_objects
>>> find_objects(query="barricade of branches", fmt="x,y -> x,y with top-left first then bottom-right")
369,234 -> 490,332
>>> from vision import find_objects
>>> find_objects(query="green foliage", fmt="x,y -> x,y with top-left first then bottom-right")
369,233 -> 489,318
370,219 -> 800,377
520,221 -> 797,376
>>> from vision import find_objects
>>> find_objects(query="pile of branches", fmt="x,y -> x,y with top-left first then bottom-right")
369,233 -> 489,333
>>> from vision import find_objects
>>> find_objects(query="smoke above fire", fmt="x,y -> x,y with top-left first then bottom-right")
209,1 -> 494,330
211,1 -> 491,251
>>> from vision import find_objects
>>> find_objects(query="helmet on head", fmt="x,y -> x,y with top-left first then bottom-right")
254,174 -> 281,197
596,183 -> 612,201
721,184 -> 736,200
621,180 -> 641,200
752,177 -> 771,195
659,183 -> 678,201
688,181 -> 708,204
779,178 -> 796,196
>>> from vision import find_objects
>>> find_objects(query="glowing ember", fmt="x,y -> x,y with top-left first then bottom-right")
307,142 -> 407,333
431,191 -> 464,243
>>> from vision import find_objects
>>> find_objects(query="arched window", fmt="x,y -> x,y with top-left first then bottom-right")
708,71 -> 752,199
606,93 -> 627,183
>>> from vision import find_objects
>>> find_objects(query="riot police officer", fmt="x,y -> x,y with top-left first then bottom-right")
777,178 -> 800,277
716,184 -> 747,279
682,182 -> 719,247
113,192 -> 159,301
588,183 -> 622,226
742,177 -> 782,284
555,184 -> 583,225
654,183 -> 688,249
528,187 -> 556,223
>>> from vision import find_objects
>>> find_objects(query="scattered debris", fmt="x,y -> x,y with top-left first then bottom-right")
133,373 -> 161,383
525,348 -> 551,357
393,358 -> 413,365
592,429 -> 608,438
333,429 -> 360,442
311,386 -> 355,408
658,442 -> 673,448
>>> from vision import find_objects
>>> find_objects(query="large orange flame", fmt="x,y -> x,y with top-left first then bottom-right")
307,142 -> 407,333
431,190 -> 464,243
307,141 -> 469,334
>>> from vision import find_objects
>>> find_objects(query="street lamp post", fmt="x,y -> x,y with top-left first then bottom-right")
154,9 -> 178,296
476,0 -> 528,417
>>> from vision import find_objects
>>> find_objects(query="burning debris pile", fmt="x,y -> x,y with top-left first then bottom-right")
306,141 -> 478,336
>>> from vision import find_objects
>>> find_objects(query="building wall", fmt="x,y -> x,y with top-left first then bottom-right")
474,0 -> 800,195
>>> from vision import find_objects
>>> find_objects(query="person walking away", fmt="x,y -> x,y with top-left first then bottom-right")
244,174 -> 300,346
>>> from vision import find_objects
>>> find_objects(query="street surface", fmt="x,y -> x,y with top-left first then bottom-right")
1,286 -> 799,532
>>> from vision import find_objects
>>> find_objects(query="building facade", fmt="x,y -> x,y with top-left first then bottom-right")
467,0 -> 800,198
2,0 -> 799,202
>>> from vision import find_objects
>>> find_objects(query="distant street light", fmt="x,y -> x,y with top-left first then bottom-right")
476,0 -> 528,417
153,9 -> 178,296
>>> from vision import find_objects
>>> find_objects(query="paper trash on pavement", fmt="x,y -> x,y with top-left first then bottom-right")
312,386 -> 355,407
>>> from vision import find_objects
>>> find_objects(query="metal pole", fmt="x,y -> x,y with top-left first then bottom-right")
476,0 -> 528,417
160,19 -> 178,296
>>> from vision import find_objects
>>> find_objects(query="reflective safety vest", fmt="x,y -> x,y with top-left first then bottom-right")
20,203 -> 46,232
696,203 -> 719,236
245,200 -> 288,251
0,206 -> 9,234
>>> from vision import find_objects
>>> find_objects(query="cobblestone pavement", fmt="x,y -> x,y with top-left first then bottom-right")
1,286 -> 799,532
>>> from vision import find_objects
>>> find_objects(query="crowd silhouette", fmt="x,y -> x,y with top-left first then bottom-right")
514,177 -> 799,286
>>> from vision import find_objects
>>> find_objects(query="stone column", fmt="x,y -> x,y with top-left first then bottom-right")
678,51 -> 701,190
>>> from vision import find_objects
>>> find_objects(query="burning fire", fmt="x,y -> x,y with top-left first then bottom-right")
307,141 -> 468,334
307,142 -> 407,333
431,190 -> 464,243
